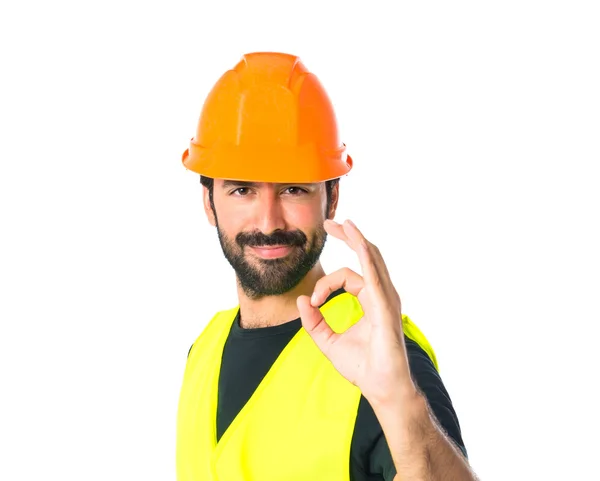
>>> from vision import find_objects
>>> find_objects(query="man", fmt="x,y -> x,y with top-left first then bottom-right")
177,52 -> 478,481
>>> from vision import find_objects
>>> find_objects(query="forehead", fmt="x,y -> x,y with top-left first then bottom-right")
216,179 -> 320,188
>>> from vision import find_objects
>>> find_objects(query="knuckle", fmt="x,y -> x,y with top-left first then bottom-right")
341,267 -> 355,277
369,276 -> 383,290
314,277 -> 328,293
359,239 -> 370,252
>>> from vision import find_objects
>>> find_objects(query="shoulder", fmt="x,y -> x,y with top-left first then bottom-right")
186,307 -> 239,359
405,335 -> 438,376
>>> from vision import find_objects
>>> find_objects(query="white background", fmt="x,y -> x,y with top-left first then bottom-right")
1,1 -> 599,480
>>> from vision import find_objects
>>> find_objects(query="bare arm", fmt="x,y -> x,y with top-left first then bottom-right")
372,388 -> 478,481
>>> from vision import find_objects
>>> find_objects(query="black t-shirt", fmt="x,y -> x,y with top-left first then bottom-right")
191,289 -> 467,480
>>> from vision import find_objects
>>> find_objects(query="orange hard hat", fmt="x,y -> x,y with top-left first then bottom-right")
181,52 -> 353,183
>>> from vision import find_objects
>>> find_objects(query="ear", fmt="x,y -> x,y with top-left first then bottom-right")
327,181 -> 340,220
203,187 -> 217,226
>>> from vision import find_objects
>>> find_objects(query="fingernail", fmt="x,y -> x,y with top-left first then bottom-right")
311,293 -> 318,305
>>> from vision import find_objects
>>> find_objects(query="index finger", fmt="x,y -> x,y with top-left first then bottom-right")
310,267 -> 365,306
326,219 -> 386,288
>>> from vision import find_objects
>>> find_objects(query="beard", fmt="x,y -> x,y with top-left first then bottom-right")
216,222 -> 327,299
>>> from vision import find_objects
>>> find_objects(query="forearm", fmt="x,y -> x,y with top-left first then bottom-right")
372,389 -> 477,481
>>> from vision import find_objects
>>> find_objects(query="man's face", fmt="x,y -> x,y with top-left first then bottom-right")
204,180 -> 337,299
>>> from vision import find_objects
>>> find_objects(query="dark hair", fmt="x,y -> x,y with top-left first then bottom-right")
200,175 -> 339,219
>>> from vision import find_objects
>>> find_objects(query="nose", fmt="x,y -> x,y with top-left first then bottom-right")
254,188 -> 286,235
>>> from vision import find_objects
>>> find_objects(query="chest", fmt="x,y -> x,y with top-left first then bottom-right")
177,300 -> 364,481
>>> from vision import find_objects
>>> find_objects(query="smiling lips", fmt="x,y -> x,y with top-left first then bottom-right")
249,245 -> 294,259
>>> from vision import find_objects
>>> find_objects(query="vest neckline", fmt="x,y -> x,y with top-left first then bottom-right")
231,288 -> 346,338
213,287 -> 348,451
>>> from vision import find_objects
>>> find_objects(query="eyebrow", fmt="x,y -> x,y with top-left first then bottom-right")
221,180 -> 259,189
221,180 -> 318,189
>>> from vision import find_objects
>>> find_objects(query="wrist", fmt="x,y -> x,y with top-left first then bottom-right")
368,380 -> 422,414
370,387 -> 429,438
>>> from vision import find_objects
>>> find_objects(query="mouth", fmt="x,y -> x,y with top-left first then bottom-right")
248,245 -> 295,259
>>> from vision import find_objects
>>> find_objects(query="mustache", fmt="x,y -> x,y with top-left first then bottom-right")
236,229 -> 307,248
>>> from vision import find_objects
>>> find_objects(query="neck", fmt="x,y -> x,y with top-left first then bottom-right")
236,262 -> 326,328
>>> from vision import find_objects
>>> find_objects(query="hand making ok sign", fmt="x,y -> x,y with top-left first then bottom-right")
297,219 -> 417,407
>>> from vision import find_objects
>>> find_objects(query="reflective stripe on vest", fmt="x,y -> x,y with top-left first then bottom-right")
176,292 -> 438,481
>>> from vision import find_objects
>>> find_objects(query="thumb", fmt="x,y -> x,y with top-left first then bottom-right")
297,295 -> 338,355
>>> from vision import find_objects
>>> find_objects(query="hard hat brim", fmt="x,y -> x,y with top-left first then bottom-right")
182,140 -> 353,183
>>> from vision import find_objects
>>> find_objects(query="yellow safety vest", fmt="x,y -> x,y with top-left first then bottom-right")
176,292 -> 438,481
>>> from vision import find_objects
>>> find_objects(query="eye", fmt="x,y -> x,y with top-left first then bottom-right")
284,186 -> 308,195
231,187 -> 251,196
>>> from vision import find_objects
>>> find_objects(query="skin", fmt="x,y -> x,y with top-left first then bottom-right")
203,179 -> 478,480
203,179 -> 338,328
